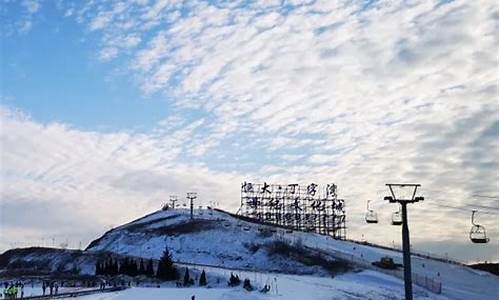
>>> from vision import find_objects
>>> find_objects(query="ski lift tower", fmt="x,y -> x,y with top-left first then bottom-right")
187,192 -> 197,219
169,195 -> 178,210
384,183 -> 424,300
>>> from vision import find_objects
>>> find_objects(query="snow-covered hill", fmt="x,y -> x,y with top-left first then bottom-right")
1,208 -> 497,299
85,208 -> 349,276
84,208 -> 498,299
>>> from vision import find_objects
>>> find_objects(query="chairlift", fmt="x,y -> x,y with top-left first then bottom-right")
470,210 -> 489,244
391,207 -> 403,226
365,200 -> 378,224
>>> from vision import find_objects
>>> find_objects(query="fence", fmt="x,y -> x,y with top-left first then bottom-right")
413,272 -> 442,294
303,245 -> 442,295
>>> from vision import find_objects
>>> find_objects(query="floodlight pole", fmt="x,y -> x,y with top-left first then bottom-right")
187,192 -> 197,219
384,183 -> 423,300
169,195 -> 178,210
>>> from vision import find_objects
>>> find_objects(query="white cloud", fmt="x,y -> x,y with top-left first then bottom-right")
21,0 -> 40,14
99,47 -> 119,61
2,0 -> 498,261
0,106 -> 244,251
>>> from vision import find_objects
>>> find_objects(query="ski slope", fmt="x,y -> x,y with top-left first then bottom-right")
85,208 -> 498,299
61,269 -> 444,300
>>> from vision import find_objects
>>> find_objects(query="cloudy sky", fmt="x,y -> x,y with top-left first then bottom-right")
1,0 -> 498,262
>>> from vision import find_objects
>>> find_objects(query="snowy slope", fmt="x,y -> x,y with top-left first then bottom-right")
0,247 -> 104,275
84,208 -> 498,299
60,270 -> 445,300
86,208 -> 347,276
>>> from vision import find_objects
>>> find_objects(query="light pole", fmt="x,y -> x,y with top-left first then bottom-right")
187,192 -> 197,219
384,183 -> 424,300
169,195 -> 178,209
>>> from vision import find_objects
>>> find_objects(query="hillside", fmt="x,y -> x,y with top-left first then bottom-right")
1,208 -> 498,299
85,208 -> 350,276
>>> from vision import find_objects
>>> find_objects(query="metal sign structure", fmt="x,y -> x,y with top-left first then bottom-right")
240,182 -> 346,239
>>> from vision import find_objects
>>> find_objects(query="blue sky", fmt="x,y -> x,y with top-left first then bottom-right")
0,0 -> 498,262
2,1 -> 170,131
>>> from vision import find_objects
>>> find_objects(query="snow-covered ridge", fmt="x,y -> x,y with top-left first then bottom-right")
84,208 -> 498,299
1,208 -> 497,299
85,208 -> 349,276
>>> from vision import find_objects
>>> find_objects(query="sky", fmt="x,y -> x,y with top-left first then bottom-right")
0,0 -> 498,263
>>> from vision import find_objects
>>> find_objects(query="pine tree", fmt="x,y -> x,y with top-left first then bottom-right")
104,260 -> 110,275
156,246 -> 178,281
139,259 -> 145,275
146,259 -> 154,277
118,258 -> 125,275
228,272 -> 241,286
123,258 -> 131,276
183,268 -> 190,286
95,261 -> 101,275
199,270 -> 207,286
112,259 -> 119,275
130,259 -> 138,277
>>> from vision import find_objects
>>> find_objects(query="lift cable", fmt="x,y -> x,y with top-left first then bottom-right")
425,202 -> 498,215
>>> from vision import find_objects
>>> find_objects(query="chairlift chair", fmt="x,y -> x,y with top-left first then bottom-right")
391,209 -> 403,226
470,210 -> 489,244
365,200 -> 378,224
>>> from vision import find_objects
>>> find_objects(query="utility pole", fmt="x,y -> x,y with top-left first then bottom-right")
187,192 -> 197,219
384,183 -> 424,300
169,195 -> 178,209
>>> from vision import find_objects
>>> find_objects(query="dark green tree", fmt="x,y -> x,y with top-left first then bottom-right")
146,259 -> 154,277
139,259 -> 146,275
199,270 -> 207,286
112,259 -> 119,275
156,246 -> 178,281
228,273 -> 240,287
183,268 -> 191,286
130,259 -> 138,276
95,261 -> 101,275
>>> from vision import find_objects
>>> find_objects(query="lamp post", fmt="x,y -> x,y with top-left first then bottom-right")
169,195 -> 178,209
187,192 -> 197,219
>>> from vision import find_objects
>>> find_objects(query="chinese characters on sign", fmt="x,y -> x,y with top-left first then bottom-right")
240,182 -> 346,240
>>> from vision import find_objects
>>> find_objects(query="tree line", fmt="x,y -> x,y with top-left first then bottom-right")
95,257 -> 155,277
95,246 -> 180,281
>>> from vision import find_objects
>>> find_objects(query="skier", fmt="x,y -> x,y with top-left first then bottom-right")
54,283 -> 59,295
42,282 -> 46,295
49,282 -> 53,295
13,284 -> 18,299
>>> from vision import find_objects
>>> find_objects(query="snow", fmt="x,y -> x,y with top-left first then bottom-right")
85,208 -> 498,299
2,208 -> 495,300
57,268 -> 447,300
0,285 -> 96,299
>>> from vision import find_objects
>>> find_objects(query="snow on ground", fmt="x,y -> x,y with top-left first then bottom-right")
86,208 -> 498,299
65,269 -> 446,300
0,286 -> 96,299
